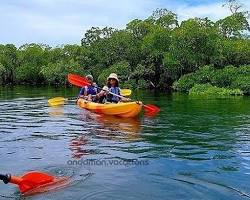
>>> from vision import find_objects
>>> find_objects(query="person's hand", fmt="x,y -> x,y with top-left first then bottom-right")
124,98 -> 131,102
121,97 -> 131,102
76,97 -> 79,104
102,86 -> 109,92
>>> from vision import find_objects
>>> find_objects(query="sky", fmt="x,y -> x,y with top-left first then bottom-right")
0,0 -> 249,46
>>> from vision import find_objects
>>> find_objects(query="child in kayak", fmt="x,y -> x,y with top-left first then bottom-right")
78,75 -> 98,101
96,73 -> 125,103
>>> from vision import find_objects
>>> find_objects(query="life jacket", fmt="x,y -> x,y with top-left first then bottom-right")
79,84 -> 97,96
106,87 -> 120,103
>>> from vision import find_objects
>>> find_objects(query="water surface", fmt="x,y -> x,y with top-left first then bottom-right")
0,86 -> 250,199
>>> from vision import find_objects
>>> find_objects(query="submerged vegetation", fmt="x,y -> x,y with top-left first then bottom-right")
0,0 -> 249,95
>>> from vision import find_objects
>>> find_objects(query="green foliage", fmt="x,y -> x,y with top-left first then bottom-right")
175,65 -> 250,94
137,79 -> 150,89
147,8 -> 178,29
0,7 -> 249,92
81,27 -> 115,46
97,61 -> 131,86
231,65 -> 250,94
41,62 -> 63,84
170,18 -> 222,73
173,65 -> 215,92
194,65 -> 215,83
189,83 -> 243,96
126,20 -> 154,40
16,44 -> 46,83
41,59 -> 81,85
121,79 -> 137,89
0,44 -> 18,84
231,75 -> 250,94
131,64 -> 155,81
163,52 -> 182,80
89,30 -> 141,67
210,65 -> 237,87
237,65 -> 250,75
173,73 -> 197,92
221,39 -> 250,66
141,26 -> 171,55
0,63 -> 5,84
216,12 -> 250,38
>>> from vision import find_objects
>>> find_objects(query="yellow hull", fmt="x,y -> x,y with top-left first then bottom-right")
77,99 -> 142,118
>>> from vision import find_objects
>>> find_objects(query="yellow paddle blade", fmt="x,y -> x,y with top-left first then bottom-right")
121,89 -> 132,96
48,97 -> 67,106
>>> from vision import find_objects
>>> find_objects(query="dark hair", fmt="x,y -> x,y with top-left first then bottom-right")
107,79 -> 119,87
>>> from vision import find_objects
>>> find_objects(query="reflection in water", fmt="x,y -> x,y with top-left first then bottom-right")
68,111 -> 142,159
1,87 -> 250,200
69,136 -> 89,159
96,115 -> 141,134
138,96 -> 250,162
78,111 -> 142,139
48,107 -> 65,117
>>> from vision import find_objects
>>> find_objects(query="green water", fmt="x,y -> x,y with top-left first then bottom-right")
0,86 -> 250,199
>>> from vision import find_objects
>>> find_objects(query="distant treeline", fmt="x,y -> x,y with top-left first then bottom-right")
0,3 -> 249,93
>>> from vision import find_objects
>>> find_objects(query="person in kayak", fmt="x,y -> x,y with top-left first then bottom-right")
78,74 -> 98,101
96,73 -> 125,103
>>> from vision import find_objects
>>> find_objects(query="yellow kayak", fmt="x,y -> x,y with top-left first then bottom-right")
77,99 -> 142,118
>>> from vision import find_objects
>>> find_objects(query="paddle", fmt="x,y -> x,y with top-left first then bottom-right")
120,89 -> 131,96
68,74 -> 160,115
0,171 -> 68,195
48,97 -> 76,106
65,74 -> 132,95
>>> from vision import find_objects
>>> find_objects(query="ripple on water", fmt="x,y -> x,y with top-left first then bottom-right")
1,90 -> 250,199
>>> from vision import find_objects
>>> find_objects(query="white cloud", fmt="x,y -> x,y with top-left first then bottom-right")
176,2 -> 231,22
0,0 -> 249,46
0,0 -> 162,46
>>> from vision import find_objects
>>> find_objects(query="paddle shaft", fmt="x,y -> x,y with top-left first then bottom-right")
92,85 -> 128,100
66,97 -> 78,101
92,86 -> 158,113
86,86 -> 159,113
95,86 -> 158,112
0,174 -> 26,185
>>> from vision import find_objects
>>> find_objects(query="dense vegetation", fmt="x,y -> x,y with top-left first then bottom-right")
174,65 -> 250,94
189,83 -> 243,96
0,0 -> 249,94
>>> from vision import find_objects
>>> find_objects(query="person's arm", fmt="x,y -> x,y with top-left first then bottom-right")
96,86 -> 108,98
78,87 -> 85,97
93,83 -> 99,94
84,86 -> 88,96
76,87 -> 85,103
118,88 -> 121,101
